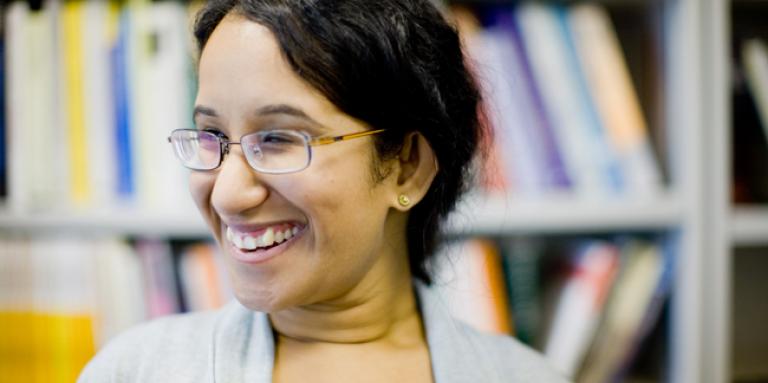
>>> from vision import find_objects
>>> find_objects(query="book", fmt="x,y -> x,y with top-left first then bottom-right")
62,1 -> 91,207
567,4 -> 661,198
112,7 -> 135,201
28,236 -> 98,382
575,240 -> 667,383
433,239 -> 514,335
452,6 -> 509,193
179,242 -> 228,311
743,38 -> 768,146
4,2 -> 27,212
82,1 -> 120,209
515,3 -> 622,198
143,2 -> 196,212
488,8 -> 571,194
543,240 -> 620,378
500,237 -> 544,346
611,239 -> 673,382
0,16 -> 6,199
136,239 -> 180,318
92,238 -> 146,346
733,44 -> 768,203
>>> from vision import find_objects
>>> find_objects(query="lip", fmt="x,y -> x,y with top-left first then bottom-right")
223,222 -> 307,265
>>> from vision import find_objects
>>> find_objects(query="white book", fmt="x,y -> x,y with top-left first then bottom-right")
83,1 -> 118,209
568,4 -> 661,198
515,3 -> 620,198
93,238 -> 146,346
4,2 -> 29,213
146,2 -> 196,213
51,0 -> 72,212
128,2 -> 195,213
470,27 -> 548,196
743,38 -> 768,143
544,241 -> 619,378
29,236 -> 97,315
577,242 -> 664,383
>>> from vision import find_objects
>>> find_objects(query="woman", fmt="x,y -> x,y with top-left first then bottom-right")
80,0 -> 566,382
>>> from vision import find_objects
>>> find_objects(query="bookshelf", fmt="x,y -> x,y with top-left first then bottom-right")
0,0 -> 759,382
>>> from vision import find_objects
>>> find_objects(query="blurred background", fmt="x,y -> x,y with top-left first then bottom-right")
0,0 -> 766,382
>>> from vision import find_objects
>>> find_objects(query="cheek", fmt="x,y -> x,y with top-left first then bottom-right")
189,172 -> 218,229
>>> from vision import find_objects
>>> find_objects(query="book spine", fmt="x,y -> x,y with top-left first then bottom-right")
743,38 -> 768,142
567,4 -> 661,197
501,237 -> 543,346
112,9 -> 134,199
62,1 -> 90,206
502,10 -> 572,192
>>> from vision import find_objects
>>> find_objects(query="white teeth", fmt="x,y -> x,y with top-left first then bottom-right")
243,235 -> 257,250
262,227 -> 275,247
227,225 -> 302,250
233,233 -> 244,249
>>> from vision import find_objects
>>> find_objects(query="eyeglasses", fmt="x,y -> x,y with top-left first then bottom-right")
167,128 -> 386,174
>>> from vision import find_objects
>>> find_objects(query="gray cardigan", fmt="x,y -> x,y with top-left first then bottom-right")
79,281 -> 568,382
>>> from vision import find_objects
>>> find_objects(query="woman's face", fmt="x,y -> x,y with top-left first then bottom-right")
191,14 -> 402,312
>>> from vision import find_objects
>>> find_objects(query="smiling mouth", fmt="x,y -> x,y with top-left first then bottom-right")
226,224 -> 303,252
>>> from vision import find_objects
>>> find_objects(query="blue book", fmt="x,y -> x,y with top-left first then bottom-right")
489,7 -> 573,191
112,10 -> 134,199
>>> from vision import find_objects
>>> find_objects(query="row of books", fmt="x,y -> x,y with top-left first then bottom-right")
2,0 -> 198,214
0,232 -> 670,382
452,3 -> 663,199
0,235 -> 229,382
0,0 -> 668,215
432,236 -> 672,382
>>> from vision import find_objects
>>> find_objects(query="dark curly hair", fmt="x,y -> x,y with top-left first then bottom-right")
193,0 -> 485,284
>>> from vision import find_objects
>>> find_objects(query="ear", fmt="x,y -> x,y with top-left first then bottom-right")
392,132 -> 439,211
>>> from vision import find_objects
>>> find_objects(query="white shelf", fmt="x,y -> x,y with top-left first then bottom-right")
446,193 -> 685,235
731,206 -> 768,246
0,194 -> 684,237
0,208 -> 210,237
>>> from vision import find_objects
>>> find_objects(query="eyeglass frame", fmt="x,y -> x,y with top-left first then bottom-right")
167,128 -> 387,174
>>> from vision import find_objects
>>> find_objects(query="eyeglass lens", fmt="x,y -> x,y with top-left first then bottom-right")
170,129 -> 311,173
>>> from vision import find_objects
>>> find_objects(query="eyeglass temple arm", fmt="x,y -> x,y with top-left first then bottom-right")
309,129 -> 386,146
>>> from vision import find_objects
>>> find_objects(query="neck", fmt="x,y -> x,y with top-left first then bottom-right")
269,234 -> 423,346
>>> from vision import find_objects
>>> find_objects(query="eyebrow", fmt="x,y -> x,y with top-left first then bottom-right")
193,104 -> 321,125
193,105 -> 218,119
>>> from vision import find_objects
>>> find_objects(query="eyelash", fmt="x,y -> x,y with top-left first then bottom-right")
202,127 -> 227,138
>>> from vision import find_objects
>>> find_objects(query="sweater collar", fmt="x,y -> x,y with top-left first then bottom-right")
213,281 -> 490,383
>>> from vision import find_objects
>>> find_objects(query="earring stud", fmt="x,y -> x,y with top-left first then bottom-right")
398,194 -> 411,207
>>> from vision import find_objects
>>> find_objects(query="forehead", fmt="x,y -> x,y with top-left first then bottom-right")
196,13 -> 343,127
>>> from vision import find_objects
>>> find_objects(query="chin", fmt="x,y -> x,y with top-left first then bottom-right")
233,287 -> 287,313
229,274 -> 308,313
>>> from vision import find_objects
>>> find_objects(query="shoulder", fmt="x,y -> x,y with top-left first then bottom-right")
456,321 -> 570,383
414,280 -> 569,382
78,301 -> 246,383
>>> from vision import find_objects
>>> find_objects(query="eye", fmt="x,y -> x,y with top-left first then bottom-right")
201,127 -> 227,139
198,130 -> 223,151
260,131 -> 303,145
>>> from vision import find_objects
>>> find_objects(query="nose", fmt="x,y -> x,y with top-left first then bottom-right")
210,145 -> 269,217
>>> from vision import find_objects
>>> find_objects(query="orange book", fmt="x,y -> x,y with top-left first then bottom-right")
435,239 -> 514,335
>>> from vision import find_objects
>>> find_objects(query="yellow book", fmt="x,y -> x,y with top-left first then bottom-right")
62,1 -> 90,206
